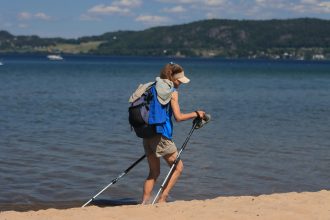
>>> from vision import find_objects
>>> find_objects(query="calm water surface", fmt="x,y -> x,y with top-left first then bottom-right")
0,55 -> 329,211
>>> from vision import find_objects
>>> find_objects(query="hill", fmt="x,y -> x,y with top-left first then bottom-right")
1,18 -> 330,59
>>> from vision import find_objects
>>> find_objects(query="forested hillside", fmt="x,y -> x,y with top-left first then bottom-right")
1,18 -> 329,59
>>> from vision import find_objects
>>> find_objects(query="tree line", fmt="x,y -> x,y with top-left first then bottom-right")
1,18 -> 330,59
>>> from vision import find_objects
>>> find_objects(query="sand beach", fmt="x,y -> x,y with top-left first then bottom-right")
1,190 -> 329,220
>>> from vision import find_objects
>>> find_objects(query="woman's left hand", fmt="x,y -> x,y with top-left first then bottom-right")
195,110 -> 205,119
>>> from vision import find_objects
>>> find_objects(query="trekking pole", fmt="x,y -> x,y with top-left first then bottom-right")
82,154 -> 146,207
151,114 -> 211,204
151,121 -> 198,205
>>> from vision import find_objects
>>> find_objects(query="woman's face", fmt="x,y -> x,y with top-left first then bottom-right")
173,79 -> 182,88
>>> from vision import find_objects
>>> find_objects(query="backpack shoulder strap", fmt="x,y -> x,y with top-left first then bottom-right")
129,81 -> 154,103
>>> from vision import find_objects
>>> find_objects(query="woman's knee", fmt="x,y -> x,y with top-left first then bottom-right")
175,161 -> 184,174
148,169 -> 160,180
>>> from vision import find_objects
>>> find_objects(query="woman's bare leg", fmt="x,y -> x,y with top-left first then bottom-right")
142,154 -> 160,204
158,151 -> 184,203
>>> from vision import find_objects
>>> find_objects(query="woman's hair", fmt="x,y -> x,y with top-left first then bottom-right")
159,62 -> 184,81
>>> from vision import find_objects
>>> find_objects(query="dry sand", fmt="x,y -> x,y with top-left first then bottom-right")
1,190 -> 329,220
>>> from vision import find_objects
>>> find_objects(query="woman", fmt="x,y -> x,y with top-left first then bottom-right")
142,62 -> 205,204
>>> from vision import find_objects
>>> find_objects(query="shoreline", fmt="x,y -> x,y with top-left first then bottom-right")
1,190 -> 329,220
1,53 -> 330,63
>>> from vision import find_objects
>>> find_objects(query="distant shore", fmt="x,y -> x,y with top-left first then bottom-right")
1,18 -> 330,60
1,190 -> 329,220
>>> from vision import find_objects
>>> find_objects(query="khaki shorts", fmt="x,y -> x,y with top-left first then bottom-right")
143,135 -> 177,158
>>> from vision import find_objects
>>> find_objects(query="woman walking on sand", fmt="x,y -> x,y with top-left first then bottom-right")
140,62 -> 205,204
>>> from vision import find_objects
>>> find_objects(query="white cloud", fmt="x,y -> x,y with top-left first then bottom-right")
79,14 -> 102,21
18,12 -> 32,20
158,0 -> 227,5
81,0 -> 330,25
35,12 -> 51,20
176,0 -> 328,19
135,15 -> 170,25
206,12 -> 218,19
18,23 -> 29,28
253,0 -> 289,9
289,0 -> 330,14
253,0 -> 330,14
159,0 -> 228,5
159,0 -> 230,17
300,0 -> 320,4
88,4 -> 130,15
204,0 -> 227,6
319,1 -> 330,7
83,1 -> 142,19
158,0 -> 196,3
113,0 -> 142,8
318,1 -> 330,12
292,4 -> 307,13
18,12 -> 51,21
163,5 -> 186,13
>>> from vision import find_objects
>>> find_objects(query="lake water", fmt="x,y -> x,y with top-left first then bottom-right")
0,55 -> 329,211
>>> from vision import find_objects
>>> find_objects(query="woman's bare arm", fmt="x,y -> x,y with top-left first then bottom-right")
171,91 -> 204,122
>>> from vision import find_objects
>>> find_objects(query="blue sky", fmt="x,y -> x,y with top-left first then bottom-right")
1,0 -> 330,38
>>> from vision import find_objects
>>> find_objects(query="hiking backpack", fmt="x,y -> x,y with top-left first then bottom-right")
128,85 -> 157,138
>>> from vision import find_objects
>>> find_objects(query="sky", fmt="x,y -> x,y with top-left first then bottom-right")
0,0 -> 330,38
